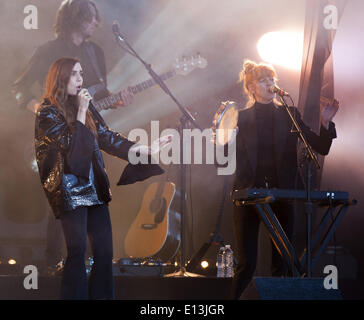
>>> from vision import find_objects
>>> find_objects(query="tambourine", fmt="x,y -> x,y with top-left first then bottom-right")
212,101 -> 239,146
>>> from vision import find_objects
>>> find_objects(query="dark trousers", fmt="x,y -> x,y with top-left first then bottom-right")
231,202 -> 295,299
45,206 -> 92,267
59,204 -> 114,300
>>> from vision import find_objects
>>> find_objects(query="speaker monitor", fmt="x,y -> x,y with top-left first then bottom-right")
240,277 -> 342,300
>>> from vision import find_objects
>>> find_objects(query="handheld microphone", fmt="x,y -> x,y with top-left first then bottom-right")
269,85 -> 290,97
77,88 -> 93,102
112,21 -> 125,41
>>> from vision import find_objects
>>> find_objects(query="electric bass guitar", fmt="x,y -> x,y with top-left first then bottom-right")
89,53 -> 207,112
124,174 -> 180,261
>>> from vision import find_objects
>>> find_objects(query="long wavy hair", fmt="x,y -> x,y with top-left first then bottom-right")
238,59 -> 281,109
42,57 -> 97,135
54,0 -> 101,37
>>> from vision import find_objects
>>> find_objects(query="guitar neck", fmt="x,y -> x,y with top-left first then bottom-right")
93,69 -> 177,112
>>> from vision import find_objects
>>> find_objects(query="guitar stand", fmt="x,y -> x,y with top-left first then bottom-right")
234,195 -> 356,277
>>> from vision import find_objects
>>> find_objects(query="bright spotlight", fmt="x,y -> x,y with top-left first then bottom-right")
200,260 -> 209,269
257,31 -> 303,71
8,259 -> 16,265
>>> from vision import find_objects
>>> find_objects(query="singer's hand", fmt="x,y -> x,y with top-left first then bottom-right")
215,126 -> 238,146
26,99 -> 41,114
77,89 -> 92,124
321,98 -> 339,129
150,134 -> 173,154
129,134 -> 173,156
115,87 -> 134,107
78,89 -> 92,112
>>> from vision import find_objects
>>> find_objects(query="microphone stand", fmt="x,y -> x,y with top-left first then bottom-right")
114,30 -> 203,277
278,94 -> 320,278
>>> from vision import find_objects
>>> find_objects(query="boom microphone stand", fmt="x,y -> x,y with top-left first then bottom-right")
278,94 -> 320,278
112,22 -> 202,277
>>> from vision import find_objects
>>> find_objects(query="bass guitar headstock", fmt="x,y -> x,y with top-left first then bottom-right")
173,53 -> 208,76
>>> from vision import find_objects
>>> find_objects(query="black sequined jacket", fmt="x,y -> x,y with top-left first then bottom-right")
35,100 -> 163,218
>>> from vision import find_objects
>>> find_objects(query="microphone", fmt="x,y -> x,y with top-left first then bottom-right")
269,85 -> 290,96
77,88 -> 93,102
112,21 -> 125,41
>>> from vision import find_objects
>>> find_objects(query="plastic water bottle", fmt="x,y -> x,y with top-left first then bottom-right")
224,245 -> 234,278
85,256 -> 94,275
216,246 -> 225,278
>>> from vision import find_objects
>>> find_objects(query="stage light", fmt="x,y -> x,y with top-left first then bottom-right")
0,259 -> 22,275
257,31 -> 303,71
200,260 -> 209,269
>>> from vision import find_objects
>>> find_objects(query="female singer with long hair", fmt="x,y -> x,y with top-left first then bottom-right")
35,57 -> 164,299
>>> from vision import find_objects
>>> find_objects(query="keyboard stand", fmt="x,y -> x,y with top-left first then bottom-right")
299,199 -> 356,275
234,195 -> 356,277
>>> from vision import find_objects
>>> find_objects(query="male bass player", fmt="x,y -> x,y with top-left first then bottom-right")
230,60 -> 339,299
12,0 -> 132,273
13,0 -> 133,112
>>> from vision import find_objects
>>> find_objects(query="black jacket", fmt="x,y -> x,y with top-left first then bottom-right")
35,101 -> 163,218
233,103 -> 337,190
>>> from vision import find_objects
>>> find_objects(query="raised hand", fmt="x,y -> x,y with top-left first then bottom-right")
129,134 -> 173,157
321,98 -> 339,129
78,88 -> 92,112
150,134 -> 173,154
77,89 -> 92,124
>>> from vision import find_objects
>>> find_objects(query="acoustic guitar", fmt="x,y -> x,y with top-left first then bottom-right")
124,173 -> 180,261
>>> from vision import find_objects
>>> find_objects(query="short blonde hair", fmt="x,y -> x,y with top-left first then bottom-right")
238,60 -> 278,108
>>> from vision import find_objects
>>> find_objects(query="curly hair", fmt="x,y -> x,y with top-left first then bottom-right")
54,0 -> 101,37
238,59 -> 279,108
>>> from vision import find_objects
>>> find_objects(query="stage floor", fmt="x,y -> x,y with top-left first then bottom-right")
0,275 -> 232,300
1,275 -> 363,300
